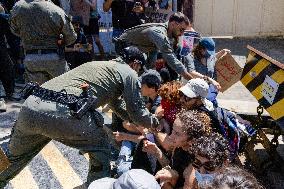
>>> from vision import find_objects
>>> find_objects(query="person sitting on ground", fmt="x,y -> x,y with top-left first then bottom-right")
153,109 -> 212,188
182,37 -> 230,106
183,132 -> 229,189
200,166 -> 263,189
88,169 -> 161,189
154,78 -> 218,151
65,16 -> 92,69
112,69 -> 163,176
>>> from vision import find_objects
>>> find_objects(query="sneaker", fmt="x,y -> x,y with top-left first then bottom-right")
0,99 -> 6,112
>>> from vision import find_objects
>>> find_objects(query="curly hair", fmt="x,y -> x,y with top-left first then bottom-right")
190,132 -> 229,168
158,81 -> 183,105
200,166 -> 264,189
176,109 -> 212,139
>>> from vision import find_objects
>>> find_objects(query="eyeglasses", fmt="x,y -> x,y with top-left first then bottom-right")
192,158 -> 216,172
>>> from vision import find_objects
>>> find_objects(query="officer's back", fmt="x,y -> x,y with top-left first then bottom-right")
40,59 -> 138,108
10,0 -> 76,50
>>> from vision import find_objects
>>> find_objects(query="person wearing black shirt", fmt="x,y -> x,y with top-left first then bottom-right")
103,0 -> 145,39
0,5 -> 16,107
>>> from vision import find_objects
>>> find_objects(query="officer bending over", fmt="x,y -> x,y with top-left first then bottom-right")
0,46 -> 159,187
118,12 -> 221,89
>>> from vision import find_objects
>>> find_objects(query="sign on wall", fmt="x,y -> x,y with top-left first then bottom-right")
144,7 -> 174,23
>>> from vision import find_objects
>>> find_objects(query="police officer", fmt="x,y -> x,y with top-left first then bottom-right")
0,46 -> 160,187
118,12 -> 221,89
9,0 -> 77,85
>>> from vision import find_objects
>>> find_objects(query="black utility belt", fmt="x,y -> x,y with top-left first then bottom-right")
21,82 -> 97,119
25,49 -> 58,55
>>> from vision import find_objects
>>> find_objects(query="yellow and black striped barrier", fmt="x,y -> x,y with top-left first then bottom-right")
241,46 -> 284,128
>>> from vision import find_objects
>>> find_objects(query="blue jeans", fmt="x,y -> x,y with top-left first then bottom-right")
206,84 -> 218,107
112,28 -> 124,39
116,140 -> 136,176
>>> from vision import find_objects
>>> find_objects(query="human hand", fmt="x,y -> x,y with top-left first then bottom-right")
73,43 -> 81,52
222,48 -> 231,54
155,106 -> 164,119
122,121 -> 132,131
113,131 -> 127,141
155,168 -> 179,186
209,78 -> 221,91
142,140 -> 160,157
132,6 -> 143,13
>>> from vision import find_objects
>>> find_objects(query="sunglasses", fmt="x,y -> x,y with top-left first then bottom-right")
192,158 -> 216,172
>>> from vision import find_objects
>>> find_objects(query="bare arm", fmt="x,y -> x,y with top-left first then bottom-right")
113,131 -> 145,143
142,140 -> 170,167
154,131 -> 172,151
183,164 -> 196,189
215,49 -> 231,59
103,0 -> 113,12
123,121 -> 141,134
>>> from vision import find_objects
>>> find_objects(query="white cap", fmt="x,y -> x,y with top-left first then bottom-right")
179,78 -> 209,98
179,78 -> 214,111
88,169 -> 161,189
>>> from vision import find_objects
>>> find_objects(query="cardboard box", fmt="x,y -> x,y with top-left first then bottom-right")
215,53 -> 243,92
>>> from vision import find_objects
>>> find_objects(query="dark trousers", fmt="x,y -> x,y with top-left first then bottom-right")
0,47 -> 15,96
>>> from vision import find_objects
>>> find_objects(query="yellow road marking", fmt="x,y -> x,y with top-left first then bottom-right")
10,167 -> 38,189
40,142 -> 83,188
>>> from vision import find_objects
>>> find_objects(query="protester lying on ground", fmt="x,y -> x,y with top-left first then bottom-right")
153,109 -> 212,188
200,166 -> 264,189
183,132 -> 229,189
112,69 -> 163,176
118,12 -> 221,90
88,169 -> 161,189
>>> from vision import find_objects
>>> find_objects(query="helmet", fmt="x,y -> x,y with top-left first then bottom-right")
122,46 -> 146,66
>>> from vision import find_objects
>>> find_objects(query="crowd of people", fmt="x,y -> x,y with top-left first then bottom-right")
0,0 -> 264,189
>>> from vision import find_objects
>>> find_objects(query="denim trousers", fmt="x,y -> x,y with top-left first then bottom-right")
116,140 -> 136,176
